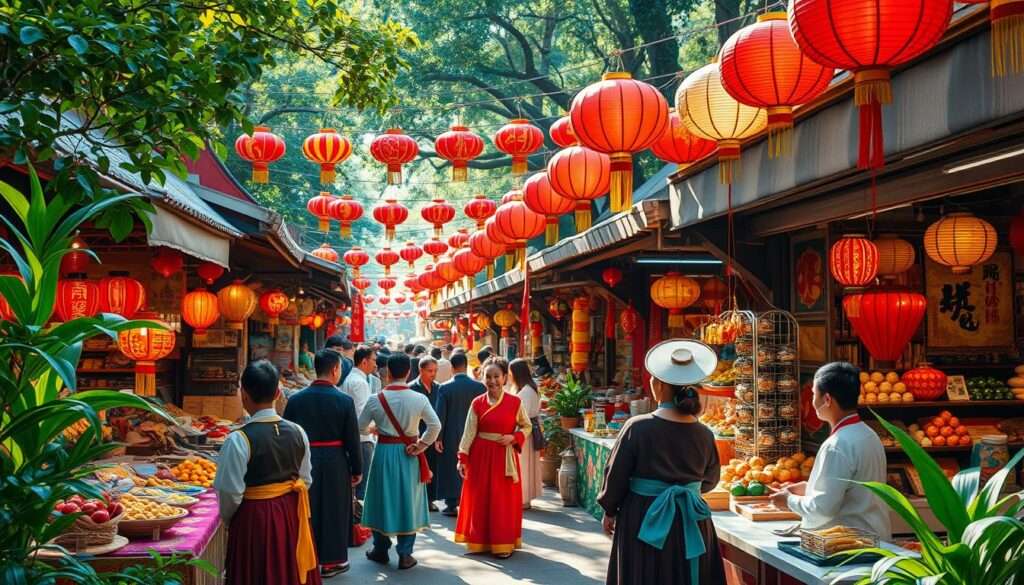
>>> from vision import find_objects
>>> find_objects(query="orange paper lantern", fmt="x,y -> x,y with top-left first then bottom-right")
650,109 -> 717,171
522,171 -> 573,245
302,128 -> 352,184
259,289 -> 289,326
923,212 -> 997,274
117,311 -> 175,396
182,287 -> 219,335
650,271 -> 700,328
217,279 -> 257,330
546,146 -> 611,232
311,243 -> 340,263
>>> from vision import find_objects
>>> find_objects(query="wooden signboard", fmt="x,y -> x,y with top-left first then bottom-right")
946,375 -> 970,401
925,253 -> 1014,354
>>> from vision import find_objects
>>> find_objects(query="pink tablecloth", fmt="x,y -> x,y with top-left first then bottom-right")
107,489 -> 221,558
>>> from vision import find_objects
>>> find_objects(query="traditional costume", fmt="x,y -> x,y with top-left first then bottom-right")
435,373 -> 486,509
215,408 -> 320,585
340,368 -> 375,501
282,380 -> 362,569
409,376 -> 441,504
358,381 -> 441,556
515,384 -> 543,505
454,390 -> 531,554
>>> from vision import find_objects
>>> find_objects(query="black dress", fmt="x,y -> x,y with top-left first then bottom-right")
410,377 -> 440,502
597,414 -> 726,585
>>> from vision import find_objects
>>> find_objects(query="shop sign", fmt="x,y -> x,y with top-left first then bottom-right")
350,293 -> 364,342
925,252 -> 1013,354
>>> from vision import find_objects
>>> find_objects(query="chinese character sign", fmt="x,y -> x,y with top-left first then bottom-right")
926,252 -> 1013,353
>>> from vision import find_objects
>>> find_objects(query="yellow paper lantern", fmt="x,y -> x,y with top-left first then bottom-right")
216,279 -> 257,330
473,312 -> 492,332
493,304 -> 518,338
651,271 -> 700,329
873,234 -> 916,279
923,212 -> 997,274
676,59 -> 767,183
117,311 -> 175,396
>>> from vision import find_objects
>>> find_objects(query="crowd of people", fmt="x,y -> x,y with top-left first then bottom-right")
214,336 -> 889,585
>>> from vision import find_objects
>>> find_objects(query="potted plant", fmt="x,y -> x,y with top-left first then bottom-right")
833,412 -> 1024,585
541,417 -> 571,487
549,372 -> 591,429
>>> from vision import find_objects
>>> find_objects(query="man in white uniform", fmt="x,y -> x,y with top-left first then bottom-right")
340,346 -> 376,500
771,361 -> 891,540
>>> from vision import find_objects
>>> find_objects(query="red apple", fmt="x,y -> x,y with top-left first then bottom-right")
90,509 -> 110,524
108,502 -> 123,517
81,502 -> 98,514
60,503 -> 80,514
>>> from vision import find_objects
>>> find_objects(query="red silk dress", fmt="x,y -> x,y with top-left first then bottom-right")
455,391 -> 531,554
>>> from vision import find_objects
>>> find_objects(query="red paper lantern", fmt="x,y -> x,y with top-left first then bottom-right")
182,287 -> 219,335
902,363 -> 948,401
650,109 -> 717,170
417,265 -> 437,292
393,292 -> 407,305
569,72 -> 669,212
546,146 -> 611,232
436,255 -> 462,284
259,289 -> 289,326
116,311 -> 175,396
423,236 -> 449,263
434,125 -> 485,181
375,246 -> 401,277
370,128 -> 420,185
620,303 -> 641,340
494,195 -> 545,271
372,199 -> 409,242
720,13 -> 834,157
842,290 -> 926,362
549,116 -> 578,148
421,198 -> 457,237
493,118 -> 545,175
307,192 -> 336,233
403,274 -> 425,295
302,128 -> 352,184
151,248 -> 184,279
363,294 -> 376,305
464,195 -> 497,230
377,277 -> 397,292
448,228 -> 470,251
454,244 -> 487,281
470,229 -> 505,280
351,277 -> 371,291
98,272 -> 146,318
789,0 -> 952,169
61,236 -> 91,275
400,241 -> 424,270
602,267 -> 623,288
196,261 -> 224,286
311,243 -> 340,263
522,171 -> 573,245
234,125 -> 286,183
328,195 -> 363,238
343,246 -> 370,278
55,276 -> 100,321
310,313 -> 326,329
830,235 -> 879,287
700,277 -> 729,315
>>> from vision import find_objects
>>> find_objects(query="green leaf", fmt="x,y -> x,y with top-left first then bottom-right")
952,467 -> 980,510
19,26 -> 43,45
67,34 -> 88,54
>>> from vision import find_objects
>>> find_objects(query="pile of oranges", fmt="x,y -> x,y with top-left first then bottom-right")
908,410 -> 972,447
720,453 -> 815,490
171,458 -> 217,487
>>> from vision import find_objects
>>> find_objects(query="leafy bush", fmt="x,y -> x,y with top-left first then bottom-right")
548,372 -> 591,418
542,416 -> 571,458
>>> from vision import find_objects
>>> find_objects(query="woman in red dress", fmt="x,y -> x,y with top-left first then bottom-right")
455,357 -> 532,558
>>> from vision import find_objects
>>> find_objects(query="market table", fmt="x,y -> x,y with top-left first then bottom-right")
569,428 -> 616,519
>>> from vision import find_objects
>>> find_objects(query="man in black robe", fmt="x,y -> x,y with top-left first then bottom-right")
434,351 -> 485,517
409,357 -> 441,511
283,349 -> 362,578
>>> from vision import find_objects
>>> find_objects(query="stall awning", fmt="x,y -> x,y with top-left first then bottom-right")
148,205 -> 232,268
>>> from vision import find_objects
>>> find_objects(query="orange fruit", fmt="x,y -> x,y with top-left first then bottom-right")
933,436 -> 947,447
959,436 -> 972,446
940,410 -> 953,421
940,426 -> 954,438
778,469 -> 792,482
948,416 -> 960,428
955,425 -> 968,437
926,426 -> 940,438
932,417 -> 946,428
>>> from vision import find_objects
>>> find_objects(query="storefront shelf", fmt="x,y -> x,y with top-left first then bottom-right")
861,400 -> 1024,409
78,368 -> 167,374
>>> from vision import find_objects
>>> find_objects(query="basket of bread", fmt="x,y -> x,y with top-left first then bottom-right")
128,487 -> 201,508
50,494 -> 125,548
800,525 -> 878,558
117,494 -> 188,537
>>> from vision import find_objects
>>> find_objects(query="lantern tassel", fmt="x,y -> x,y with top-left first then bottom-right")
606,301 -> 616,340
766,107 -> 794,159
434,226 -> 443,238
992,1 -> 1024,77
452,162 -> 468,182
135,361 -> 156,397
386,226 -> 395,241
387,164 -> 403,185
252,163 -> 269,184
340,223 -> 351,238
320,164 -> 336,184
505,252 -> 515,272
667,311 -> 685,329
512,156 -> 528,176
545,219 -> 559,246
717,140 -> 741,184
575,204 -> 592,232
318,218 -> 330,232
854,69 -> 891,170
487,263 -> 494,280
609,153 -> 633,213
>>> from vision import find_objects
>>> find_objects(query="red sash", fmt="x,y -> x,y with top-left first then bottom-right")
310,440 -> 344,447
378,391 -> 432,484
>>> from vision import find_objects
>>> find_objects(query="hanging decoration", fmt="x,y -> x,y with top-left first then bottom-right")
311,313 -> 326,329
923,212 -> 997,274
196,261 -> 224,286
351,277 -> 371,291
182,286 -> 219,335
649,109 -> 717,171
469,229 -> 505,280
454,244 -> 487,289
434,125 -> 485,181
421,198 -> 457,237
116,311 -> 175,396
548,296 -> 569,320
789,0 -> 953,169
569,72 -> 669,212
403,274 -> 425,297
302,128 -> 352,184
676,60 -> 767,183
493,119 -> 545,175
234,126 -> 286,183
602,267 -> 623,288
448,228 -> 471,251
464,195 -> 498,230
549,116 -> 578,148
423,236 -> 449,263
55,275 -> 100,321
842,290 -> 926,362
494,192 -> 545,271
830,235 -> 879,287
377,277 -> 397,294
151,248 -> 184,279
530,313 -> 543,358
650,271 -> 700,328
372,198 -> 410,242
620,303 -> 640,340
216,279 -> 257,330
375,246 -> 401,277
719,12 -> 834,157
259,289 -> 289,326
307,192 -> 336,232
311,243 -> 340,263
546,146 -> 611,232
522,171 -> 573,245
98,272 -> 146,319
485,216 -> 515,271
369,128 -> 420,185
328,195 -> 363,238
61,236 -> 91,275
400,241 -> 424,270
343,246 -> 370,278
363,293 -> 376,305
700,277 -> 729,315
493,304 -> 518,340
961,0 -> 1024,76
435,255 -> 463,295
570,296 -> 591,373
873,235 -> 916,279
393,292 -> 407,305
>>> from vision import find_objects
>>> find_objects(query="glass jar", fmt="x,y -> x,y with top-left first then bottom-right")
973,435 -> 1010,485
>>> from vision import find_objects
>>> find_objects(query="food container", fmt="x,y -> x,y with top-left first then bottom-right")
800,526 -> 878,557
117,507 -> 189,538
972,435 -> 1011,485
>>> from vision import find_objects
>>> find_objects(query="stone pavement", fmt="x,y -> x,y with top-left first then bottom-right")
330,488 -> 611,583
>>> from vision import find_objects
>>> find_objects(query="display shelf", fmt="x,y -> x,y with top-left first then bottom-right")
79,368 -> 168,374
861,400 -> 1024,409
885,445 -> 973,454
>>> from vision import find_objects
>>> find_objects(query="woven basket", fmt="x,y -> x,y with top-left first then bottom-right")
118,507 -> 188,538
52,511 -> 123,548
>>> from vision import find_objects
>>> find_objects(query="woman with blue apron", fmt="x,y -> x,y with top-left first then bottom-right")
597,339 -> 727,585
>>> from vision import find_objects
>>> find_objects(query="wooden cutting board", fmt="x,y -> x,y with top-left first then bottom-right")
731,501 -> 801,522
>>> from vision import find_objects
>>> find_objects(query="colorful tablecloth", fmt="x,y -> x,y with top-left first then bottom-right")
108,489 -> 221,558
570,430 -> 614,521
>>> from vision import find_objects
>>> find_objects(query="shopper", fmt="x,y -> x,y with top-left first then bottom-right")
509,358 -> 543,509
283,350 -> 362,578
598,339 -> 726,585
339,346 -> 376,501
359,353 -> 441,570
434,351 -> 486,516
215,360 -> 320,585
473,346 -> 493,380
409,357 -> 441,510
769,361 -> 891,539
433,346 -> 454,384
324,335 -> 353,385
454,357 -> 531,558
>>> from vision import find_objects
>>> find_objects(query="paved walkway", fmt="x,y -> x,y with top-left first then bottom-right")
331,488 -> 611,583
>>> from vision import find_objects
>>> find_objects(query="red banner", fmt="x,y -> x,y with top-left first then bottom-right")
350,291 -> 365,342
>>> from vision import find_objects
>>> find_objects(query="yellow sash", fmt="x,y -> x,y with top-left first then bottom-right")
478,432 -> 519,483
244,479 -> 316,584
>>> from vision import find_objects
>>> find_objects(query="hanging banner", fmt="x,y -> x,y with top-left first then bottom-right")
925,252 -> 1013,354
350,292 -> 365,342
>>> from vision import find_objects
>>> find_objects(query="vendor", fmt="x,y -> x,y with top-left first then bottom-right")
770,361 -> 891,540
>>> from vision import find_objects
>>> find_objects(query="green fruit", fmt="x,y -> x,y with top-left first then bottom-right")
731,483 -> 748,497
747,482 -> 766,497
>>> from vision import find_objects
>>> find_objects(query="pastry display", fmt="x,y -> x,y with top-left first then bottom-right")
757,377 -> 776,393
720,453 -> 813,490
758,433 -> 777,448
779,403 -> 798,419
699,402 -> 738,437
736,405 -> 754,424
735,358 -> 754,376
757,403 -> 776,419
778,375 -> 799,393
735,383 -> 754,404
735,340 -> 753,355
780,429 -> 800,444
858,371 -> 913,405
777,347 -> 796,363
757,319 -> 774,335
171,458 -> 217,488
756,347 -> 776,363
120,494 -> 186,520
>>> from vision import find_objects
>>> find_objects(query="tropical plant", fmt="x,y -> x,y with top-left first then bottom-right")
832,413 -> 1024,585
0,168 -> 203,584
542,416 -> 571,458
548,372 -> 592,418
